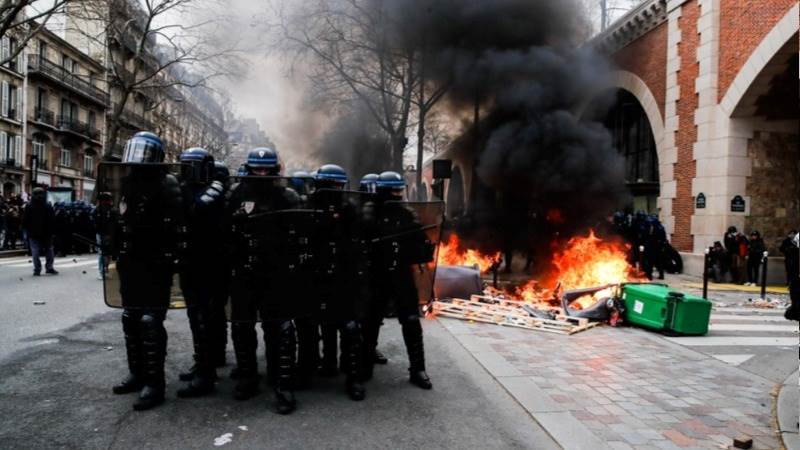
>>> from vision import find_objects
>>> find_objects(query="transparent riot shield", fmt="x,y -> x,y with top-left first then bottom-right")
96,162 -> 186,309
227,208 -> 320,322
383,201 -> 446,305
312,189 -> 375,319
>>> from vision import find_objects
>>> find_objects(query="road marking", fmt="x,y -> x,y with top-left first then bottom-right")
664,336 -> 798,346
711,314 -> 788,323
710,354 -> 754,365
5,259 -> 96,269
712,307 -> 785,315
708,323 -> 799,332
0,257 -> 33,265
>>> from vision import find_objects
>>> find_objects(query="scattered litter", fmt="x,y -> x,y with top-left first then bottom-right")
237,426 -> 248,431
104,346 -> 113,351
213,433 -> 233,446
93,429 -> 98,432
82,271 -> 86,274
72,259 -> 77,263
33,301 -> 46,305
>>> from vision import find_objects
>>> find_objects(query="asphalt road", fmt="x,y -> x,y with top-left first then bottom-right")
0,254 -> 560,449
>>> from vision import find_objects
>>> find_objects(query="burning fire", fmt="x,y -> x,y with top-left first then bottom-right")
438,234 -> 502,273
543,230 -> 635,290
438,230 -> 639,308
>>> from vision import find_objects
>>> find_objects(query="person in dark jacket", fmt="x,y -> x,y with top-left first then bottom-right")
22,188 -> 58,276
723,226 -> 741,283
779,230 -> 799,286
746,231 -> 765,286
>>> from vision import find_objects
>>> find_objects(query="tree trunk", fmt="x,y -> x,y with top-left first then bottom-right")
416,107 -> 426,201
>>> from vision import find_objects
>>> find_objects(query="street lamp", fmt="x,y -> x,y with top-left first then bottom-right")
29,154 -> 39,191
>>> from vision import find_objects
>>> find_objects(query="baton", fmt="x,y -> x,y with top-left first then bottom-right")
370,224 -> 438,243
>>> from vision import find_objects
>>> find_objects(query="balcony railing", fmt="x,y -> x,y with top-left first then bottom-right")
27,55 -> 110,105
1,158 -> 22,168
57,115 -> 101,141
33,107 -> 55,126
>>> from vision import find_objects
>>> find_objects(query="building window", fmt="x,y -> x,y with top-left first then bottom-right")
1,81 -> 19,120
60,148 -> 72,168
33,139 -> 47,167
84,155 -> 94,177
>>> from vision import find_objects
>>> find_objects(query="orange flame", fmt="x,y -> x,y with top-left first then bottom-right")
542,230 -> 636,290
438,234 -> 502,273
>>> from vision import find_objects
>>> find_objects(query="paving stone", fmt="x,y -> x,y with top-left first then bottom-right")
607,441 -> 635,450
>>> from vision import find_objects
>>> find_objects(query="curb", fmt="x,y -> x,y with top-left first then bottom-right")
778,370 -> 799,450
0,249 -> 26,258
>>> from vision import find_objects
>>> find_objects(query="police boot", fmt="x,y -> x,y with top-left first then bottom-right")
177,311 -> 216,398
341,321 -> 365,401
295,318 -> 319,390
113,310 -> 144,394
179,309 -> 203,382
360,318 -> 381,381
232,322 -> 260,400
133,313 -> 167,411
274,321 -> 297,415
402,317 -> 432,390
319,323 -> 338,377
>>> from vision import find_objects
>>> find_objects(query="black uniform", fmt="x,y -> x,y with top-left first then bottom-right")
363,196 -> 435,388
111,165 -> 184,411
308,189 -> 369,399
177,178 -> 227,395
226,177 -> 304,412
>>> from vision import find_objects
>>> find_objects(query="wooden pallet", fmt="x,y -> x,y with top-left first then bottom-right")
432,298 -> 599,335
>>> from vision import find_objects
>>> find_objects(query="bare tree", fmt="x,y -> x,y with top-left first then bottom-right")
70,0 -> 241,159
0,0 -> 71,65
276,0 -> 417,171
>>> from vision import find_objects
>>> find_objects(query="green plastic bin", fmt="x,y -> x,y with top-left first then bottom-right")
622,283 -> 711,335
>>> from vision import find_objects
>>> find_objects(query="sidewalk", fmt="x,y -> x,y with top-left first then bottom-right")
439,318 -> 782,450
778,371 -> 799,450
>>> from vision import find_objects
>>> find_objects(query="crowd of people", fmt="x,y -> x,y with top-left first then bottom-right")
0,192 -> 108,276
0,194 -> 26,250
95,132 -> 436,415
706,226 -> 798,287
612,210 -> 681,280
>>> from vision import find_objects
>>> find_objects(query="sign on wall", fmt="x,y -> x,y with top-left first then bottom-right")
730,195 -> 746,213
695,193 -> 706,209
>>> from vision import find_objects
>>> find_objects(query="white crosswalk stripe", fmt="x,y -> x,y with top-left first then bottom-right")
664,309 -> 798,366
1,257 -> 94,269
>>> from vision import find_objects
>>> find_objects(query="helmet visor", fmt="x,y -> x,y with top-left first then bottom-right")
123,139 -> 163,163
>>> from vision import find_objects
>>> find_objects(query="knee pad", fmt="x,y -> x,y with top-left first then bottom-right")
121,309 -> 139,334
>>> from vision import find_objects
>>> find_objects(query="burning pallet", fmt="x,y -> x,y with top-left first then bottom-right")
432,295 -> 599,335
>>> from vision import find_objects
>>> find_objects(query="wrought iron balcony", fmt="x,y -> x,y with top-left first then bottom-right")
57,115 -> 100,141
27,55 -> 109,106
33,107 -> 55,126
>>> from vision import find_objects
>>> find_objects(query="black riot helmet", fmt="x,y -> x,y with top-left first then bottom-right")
246,147 -> 280,176
123,131 -> 165,163
359,173 -> 379,193
314,164 -> 348,190
375,171 -> 405,200
180,147 -> 215,184
213,161 -> 230,184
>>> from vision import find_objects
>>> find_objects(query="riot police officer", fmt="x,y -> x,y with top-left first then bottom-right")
110,132 -> 184,411
307,164 -> 367,401
227,147 -> 302,414
363,171 -> 433,390
176,148 -> 227,398
290,170 -> 315,205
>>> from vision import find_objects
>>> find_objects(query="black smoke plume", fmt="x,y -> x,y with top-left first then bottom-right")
299,0 -> 627,253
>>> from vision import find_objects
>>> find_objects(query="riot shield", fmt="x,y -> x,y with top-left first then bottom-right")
228,208 -> 320,321
96,162 -> 186,309
312,189 -> 375,319
384,201 -> 445,305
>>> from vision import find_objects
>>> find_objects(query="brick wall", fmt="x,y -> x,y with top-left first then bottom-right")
612,22 -> 669,118
718,0 -> 797,101
744,130 -> 800,253
671,0 -> 700,252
